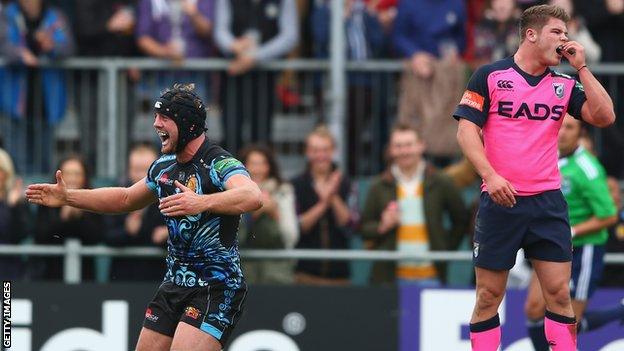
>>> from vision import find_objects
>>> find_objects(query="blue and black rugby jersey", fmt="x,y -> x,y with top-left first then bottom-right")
146,138 -> 250,288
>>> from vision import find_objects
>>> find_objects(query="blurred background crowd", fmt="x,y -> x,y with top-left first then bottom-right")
0,0 -> 623,288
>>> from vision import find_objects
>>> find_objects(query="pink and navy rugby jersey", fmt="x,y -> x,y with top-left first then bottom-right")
453,56 -> 586,195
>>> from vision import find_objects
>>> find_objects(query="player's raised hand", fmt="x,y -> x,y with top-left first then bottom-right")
484,172 -> 517,208
159,180 -> 203,217
25,170 -> 69,207
560,41 -> 586,71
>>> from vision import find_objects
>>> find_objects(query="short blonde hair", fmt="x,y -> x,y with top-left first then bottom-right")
306,125 -> 336,148
0,148 -> 15,194
519,5 -> 570,41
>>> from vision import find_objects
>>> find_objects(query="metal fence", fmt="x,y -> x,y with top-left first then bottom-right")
3,59 -> 624,180
0,58 -> 332,180
2,239 -> 624,284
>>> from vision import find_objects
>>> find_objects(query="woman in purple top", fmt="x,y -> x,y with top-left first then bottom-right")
136,0 -> 214,60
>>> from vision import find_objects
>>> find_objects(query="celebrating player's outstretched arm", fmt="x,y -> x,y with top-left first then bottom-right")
28,83 -> 262,351
25,170 -> 156,213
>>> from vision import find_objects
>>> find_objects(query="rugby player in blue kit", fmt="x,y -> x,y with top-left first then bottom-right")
26,83 -> 262,351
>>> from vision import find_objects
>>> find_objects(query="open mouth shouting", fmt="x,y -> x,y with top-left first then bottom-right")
157,130 -> 170,147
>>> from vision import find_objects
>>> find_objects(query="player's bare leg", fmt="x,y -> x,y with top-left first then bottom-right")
525,271 -> 546,320
470,267 -> 508,350
135,327 -> 172,351
532,259 -> 573,317
170,321 -> 222,351
472,267 -> 509,322
525,271 -> 549,351
532,259 -> 576,350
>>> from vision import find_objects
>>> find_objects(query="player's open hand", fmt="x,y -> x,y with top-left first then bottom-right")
25,170 -> 69,207
159,181 -> 204,217
484,173 -> 517,208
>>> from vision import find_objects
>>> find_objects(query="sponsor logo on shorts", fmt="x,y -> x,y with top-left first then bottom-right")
185,306 -> 201,320
459,90 -> 485,112
145,308 -> 159,323
473,242 -> 480,258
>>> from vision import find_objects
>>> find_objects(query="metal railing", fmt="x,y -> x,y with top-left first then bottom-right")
0,57 -> 333,179
2,58 -> 624,178
2,239 -> 624,283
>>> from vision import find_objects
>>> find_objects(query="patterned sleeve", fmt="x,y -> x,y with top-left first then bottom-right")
209,155 -> 250,191
568,78 -> 587,120
453,65 -> 491,128
145,160 -> 159,196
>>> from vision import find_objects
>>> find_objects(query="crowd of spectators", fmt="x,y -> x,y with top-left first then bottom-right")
0,0 -> 624,287
1,120 -> 623,287
0,0 -> 622,167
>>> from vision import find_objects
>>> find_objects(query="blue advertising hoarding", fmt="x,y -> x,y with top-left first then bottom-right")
400,286 -> 624,351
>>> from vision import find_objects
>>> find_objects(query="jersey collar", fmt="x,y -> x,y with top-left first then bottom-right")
511,58 -> 552,87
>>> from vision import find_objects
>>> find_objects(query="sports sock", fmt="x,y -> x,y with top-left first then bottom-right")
470,314 -> 501,351
526,318 -> 550,351
544,310 -> 576,351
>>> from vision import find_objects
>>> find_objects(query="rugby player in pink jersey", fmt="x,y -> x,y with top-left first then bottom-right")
453,5 -> 615,351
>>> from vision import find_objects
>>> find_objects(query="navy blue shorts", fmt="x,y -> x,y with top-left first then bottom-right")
570,244 -> 605,301
143,280 -> 247,346
473,190 -> 573,270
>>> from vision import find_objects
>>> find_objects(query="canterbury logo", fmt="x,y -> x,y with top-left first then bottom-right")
497,80 -> 514,89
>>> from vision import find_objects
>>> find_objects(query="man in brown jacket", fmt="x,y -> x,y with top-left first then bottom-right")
361,122 -> 469,285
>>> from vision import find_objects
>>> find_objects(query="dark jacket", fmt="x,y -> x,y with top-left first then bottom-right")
393,0 -> 466,58
105,203 -> 167,282
292,170 -> 351,279
0,200 -> 30,280
31,206 -> 103,281
360,165 -> 469,284
75,0 -> 138,56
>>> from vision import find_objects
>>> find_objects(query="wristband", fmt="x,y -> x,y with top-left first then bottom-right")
576,65 -> 587,72
571,228 -> 576,237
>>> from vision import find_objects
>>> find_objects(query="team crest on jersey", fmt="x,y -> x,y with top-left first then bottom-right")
186,174 -> 198,193
553,83 -> 565,99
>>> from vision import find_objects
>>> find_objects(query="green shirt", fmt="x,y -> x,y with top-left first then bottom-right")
559,146 -> 616,246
